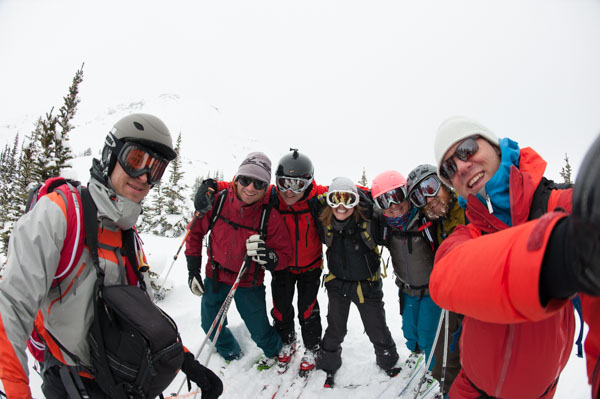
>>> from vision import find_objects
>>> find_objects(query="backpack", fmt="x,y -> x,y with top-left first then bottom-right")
25,177 -> 86,363
80,188 -> 184,399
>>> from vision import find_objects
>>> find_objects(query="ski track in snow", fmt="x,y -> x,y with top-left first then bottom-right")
2,234 -> 592,398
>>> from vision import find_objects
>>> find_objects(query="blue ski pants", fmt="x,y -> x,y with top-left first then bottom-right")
201,277 -> 282,360
400,290 -> 442,371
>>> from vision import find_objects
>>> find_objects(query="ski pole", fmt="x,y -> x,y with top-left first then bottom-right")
154,211 -> 201,300
440,309 -> 449,395
414,309 -> 445,399
175,256 -> 251,397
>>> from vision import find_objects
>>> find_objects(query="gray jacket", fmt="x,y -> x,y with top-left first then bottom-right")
0,177 -> 145,396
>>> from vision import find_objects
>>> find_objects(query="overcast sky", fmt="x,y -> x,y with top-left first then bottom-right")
1,0 -> 600,184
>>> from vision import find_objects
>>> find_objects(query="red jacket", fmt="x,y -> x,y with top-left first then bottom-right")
431,147 -> 600,398
271,182 -> 328,273
185,184 -> 292,287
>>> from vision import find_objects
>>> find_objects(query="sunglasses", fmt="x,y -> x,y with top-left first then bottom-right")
276,176 -> 313,194
237,175 -> 268,190
117,142 -> 169,185
439,137 -> 480,180
408,175 -> 441,208
374,186 -> 407,210
326,190 -> 360,209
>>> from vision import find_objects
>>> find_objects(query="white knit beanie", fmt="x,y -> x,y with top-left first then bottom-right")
434,116 -> 499,185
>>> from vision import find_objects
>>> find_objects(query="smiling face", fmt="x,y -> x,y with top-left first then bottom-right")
110,162 -> 151,203
280,189 -> 305,206
332,204 -> 355,221
235,177 -> 267,205
443,137 -> 501,198
423,186 -> 453,219
382,201 -> 410,218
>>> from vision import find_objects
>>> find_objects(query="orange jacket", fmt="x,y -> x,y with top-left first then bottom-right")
430,147 -> 598,398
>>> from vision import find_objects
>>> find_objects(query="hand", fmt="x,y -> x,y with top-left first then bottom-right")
569,133 -> 600,295
187,255 -> 205,296
181,352 -> 224,399
245,234 -> 279,271
195,179 -> 218,216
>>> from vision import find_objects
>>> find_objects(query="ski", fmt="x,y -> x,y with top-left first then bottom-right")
376,352 -> 425,397
413,374 -> 440,399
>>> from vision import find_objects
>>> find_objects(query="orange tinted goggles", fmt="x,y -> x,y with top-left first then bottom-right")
117,142 -> 169,185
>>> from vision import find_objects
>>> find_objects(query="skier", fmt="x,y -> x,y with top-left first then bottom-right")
430,116 -> 600,398
268,149 -> 328,375
316,177 -> 400,388
372,169 -> 441,388
406,164 -> 467,396
0,114 -> 223,398
185,152 -> 293,370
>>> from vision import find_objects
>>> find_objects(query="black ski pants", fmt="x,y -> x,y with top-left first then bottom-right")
271,267 -> 322,351
317,278 -> 399,374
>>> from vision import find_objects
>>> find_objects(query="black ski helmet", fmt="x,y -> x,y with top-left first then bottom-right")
93,113 -> 177,185
407,164 -> 439,195
276,148 -> 314,180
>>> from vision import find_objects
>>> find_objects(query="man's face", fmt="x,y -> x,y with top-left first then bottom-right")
235,177 -> 267,205
443,137 -> 501,199
110,162 -> 151,203
280,189 -> 305,206
423,186 -> 452,219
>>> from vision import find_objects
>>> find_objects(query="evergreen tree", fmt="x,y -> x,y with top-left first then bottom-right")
560,153 -> 572,184
161,133 -> 189,237
54,64 -> 84,172
358,167 -> 368,186
29,65 -> 84,183
0,134 -> 23,253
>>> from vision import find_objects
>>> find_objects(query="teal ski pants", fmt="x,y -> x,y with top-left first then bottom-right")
201,277 -> 282,360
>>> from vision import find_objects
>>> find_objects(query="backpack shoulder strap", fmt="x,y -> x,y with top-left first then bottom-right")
529,177 -> 573,220
208,189 -> 228,232
79,187 -> 101,274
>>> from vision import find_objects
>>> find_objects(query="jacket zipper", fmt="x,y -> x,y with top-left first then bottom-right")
495,324 -> 515,397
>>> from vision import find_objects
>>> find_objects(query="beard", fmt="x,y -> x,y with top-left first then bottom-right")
423,189 -> 452,220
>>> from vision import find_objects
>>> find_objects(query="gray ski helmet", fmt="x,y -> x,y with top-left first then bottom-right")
100,113 -> 177,178
276,148 -> 314,179
407,164 -> 439,195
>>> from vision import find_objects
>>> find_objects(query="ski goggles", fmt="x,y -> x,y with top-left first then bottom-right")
117,142 -> 169,185
276,176 -> 313,194
408,175 -> 441,208
439,137 -> 480,180
326,190 -> 360,209
374,186 -> 407,210
237,175 -> 269,190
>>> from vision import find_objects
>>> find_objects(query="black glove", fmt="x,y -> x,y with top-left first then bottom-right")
187,255 -> 205,297
569,133 -> 600,295
181,352 -> 223,399
194,179 -> 218,216
245,234 -> 279,271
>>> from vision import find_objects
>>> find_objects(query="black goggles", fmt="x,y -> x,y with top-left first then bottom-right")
326,190 -> 359,209
276,176 -> 313,194
237,175 -> 268,190
439,137 -> 480,180
409,175 -> 441,208
117,142 -> 169,185
374,186 -> 407,210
